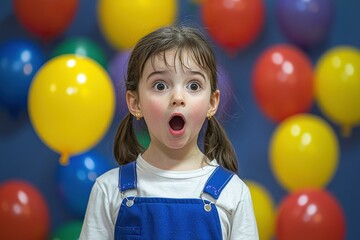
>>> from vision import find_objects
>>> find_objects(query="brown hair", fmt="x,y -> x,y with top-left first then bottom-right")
113,25 -> 238,173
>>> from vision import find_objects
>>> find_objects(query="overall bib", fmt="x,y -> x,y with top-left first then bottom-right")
114,162 -> 234,240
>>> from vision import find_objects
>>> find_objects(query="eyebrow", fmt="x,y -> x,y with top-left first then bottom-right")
147,71 -> 166,80
189,70 -> 206,80
146,70 -> 206,81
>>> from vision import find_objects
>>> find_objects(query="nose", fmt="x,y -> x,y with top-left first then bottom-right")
172,99 -> 185,106
171,90 -> 186,107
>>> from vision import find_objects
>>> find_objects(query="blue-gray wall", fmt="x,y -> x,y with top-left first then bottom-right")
1,0 -> 359,239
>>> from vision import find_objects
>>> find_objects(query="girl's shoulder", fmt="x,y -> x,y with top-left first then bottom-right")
213,172 -> 252,215
223,173 -> 251,199
95,167 -> 119,189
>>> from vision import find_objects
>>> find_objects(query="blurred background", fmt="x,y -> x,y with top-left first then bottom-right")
1,0 -> 359,239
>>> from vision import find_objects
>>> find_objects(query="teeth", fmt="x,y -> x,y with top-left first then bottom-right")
169,116 -> 184,130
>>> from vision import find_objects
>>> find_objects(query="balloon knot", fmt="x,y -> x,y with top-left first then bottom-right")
59,153 -> 69,166
341,125 -> 352,138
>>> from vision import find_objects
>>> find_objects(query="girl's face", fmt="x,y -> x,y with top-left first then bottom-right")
127,49 -> 219,152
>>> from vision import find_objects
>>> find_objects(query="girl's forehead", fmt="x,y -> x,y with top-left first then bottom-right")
146,49 -> 205,73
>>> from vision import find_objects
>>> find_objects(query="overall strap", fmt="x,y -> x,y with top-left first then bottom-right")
118,161 -> 137,192
202,166 -> 234,200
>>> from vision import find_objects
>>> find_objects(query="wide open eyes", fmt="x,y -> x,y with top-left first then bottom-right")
153,81 -> 169,91
186,81 -> 201,91
152,80 -> 202,92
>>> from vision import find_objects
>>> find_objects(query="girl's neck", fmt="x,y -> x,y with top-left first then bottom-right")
141,143 -> 207,171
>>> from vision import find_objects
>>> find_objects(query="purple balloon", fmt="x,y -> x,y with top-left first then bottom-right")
276,0 -> 334,48
217,65 -> 234,121
108,51 -> 131,118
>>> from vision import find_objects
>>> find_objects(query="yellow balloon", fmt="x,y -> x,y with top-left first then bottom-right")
97,0 -> 177,50
28,55 -> 115,164
246,180 -> 275,240
315,46 -> 360,136
269,114 -> 339,191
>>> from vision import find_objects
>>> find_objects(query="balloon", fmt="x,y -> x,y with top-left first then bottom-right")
276,189 -> 346,240
0,40 -> 45,113
28,55 -> 115,164
13,0 -> 79,41
216,65 -> 234,121
108,51 -> 132,117
270,114 -> 339,191
0,180 -> 50,240
202,0 -> 265,55
246,181 -> 276,240
57,150 -> 112,216
315,46 -> 360,137
109,51 -> 151,148
52,37 -> 107,68
276,0 -> 334,48
51,220 -> 83,240
97,0 -> 177,50
136,129 -> 150,149
252,44 -> 314,122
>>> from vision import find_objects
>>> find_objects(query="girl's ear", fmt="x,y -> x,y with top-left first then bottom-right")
126,90 -> 141,116
209,90 -> 220,116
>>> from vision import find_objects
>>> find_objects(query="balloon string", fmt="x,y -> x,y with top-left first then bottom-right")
341,125 -> 351,138
59,153 -> 69,166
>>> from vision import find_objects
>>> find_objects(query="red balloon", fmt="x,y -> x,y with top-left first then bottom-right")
0,180 -> 50,240
276,189 -> 346,240
252,44 -> 314,122
13,0 -> 79,41
201,0 -> 265,55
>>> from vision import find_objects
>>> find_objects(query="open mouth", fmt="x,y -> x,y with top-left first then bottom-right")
169,115 -> 185,131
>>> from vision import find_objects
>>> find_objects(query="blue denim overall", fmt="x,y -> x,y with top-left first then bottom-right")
114,161 -> 234,240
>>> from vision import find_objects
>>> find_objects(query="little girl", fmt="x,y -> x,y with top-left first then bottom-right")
80,25 -> 258,239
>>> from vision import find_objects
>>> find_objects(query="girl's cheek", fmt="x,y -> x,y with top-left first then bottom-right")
143,99 -> 164,117
190,104 -> 208,123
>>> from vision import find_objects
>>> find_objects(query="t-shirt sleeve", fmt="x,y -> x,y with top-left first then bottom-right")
230,185 -> 259,240
79,180 -> 114,239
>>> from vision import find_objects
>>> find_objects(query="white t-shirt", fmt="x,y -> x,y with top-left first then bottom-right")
80,155 -> 259,240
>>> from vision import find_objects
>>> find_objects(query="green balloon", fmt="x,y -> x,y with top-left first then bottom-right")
136,129 -> 150,149
51,220 -> 83,240
52,37 -> 107,68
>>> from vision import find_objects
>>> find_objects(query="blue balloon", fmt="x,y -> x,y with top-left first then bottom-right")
57,151 -> 113,216
276,0 -> 334,48
0,40 -> 45,113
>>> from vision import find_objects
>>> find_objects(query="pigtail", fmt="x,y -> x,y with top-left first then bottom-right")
113,113 -> 144,165
204,116 -> 238,173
